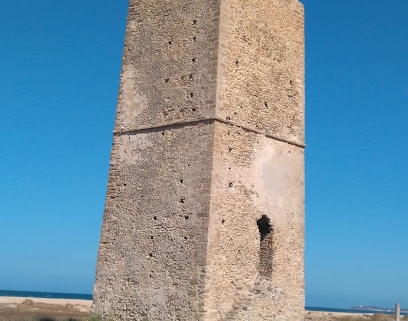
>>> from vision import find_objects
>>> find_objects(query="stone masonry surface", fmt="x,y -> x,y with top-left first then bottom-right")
93,0 -> 305,320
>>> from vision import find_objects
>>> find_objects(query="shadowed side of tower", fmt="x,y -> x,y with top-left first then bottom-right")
93,0 -> 304,320
92,1 -> 221,319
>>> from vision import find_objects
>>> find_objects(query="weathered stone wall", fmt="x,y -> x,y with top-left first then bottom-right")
204,124 -> 304,320
114,0 -> 220,131
93,123 -> 214,320
93,0 -> 221,319
216,0 -> 304,145
203,1 -> 305,319
93,0 -> 304,320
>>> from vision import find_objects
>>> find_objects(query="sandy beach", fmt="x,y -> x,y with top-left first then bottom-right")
306,310 -> 371,320
0,296 -> 92,311
0,296 -> 92,321
0,297 -> 403,321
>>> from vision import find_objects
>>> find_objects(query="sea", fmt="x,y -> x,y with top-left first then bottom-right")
0,289 -> 92,301
0,290 -> 406,316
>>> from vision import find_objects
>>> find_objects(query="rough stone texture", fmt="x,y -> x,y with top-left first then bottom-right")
93,123 -> 214,320
216,0 -> 304,146
115,0 -> 220,132
93,0 -> 305,320
204,123 -> 304,321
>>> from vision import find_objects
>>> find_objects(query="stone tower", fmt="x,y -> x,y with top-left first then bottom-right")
93,0 -> 305,320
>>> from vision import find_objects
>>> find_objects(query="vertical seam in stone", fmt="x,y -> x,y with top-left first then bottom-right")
202,1 -> 223,319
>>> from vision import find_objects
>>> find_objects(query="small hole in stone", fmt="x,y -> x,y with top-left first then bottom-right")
290,80 -> 294,85
289,150 -> 291,153
228,167 -> 231,170
222,219 -> 225,224
168,40 -> 173,45
123,183 -> 127,186
193,36 -> 196,42
189,74 -> 193,80
164,78 -> 169,83
180,197 -> 185,203
190,92 -> 194,98
226,116 -> 231,121
153,216 -> 157,220
229,147 -> 232,152
149,253 -> 153,257
192,107 -> 196,112
187,164 -> 190,167
180,179 -> 184,184
162,131 -> 165,135
192,57 -> 197,62
185,215 -> 189,220
149,274 -> 153,278
184,236 -> 188,240
229,182 -> 233,187
193,19 -> 197,25
236,60 -> 239,65
151,236 -> 154,240
264,102 -> 268,108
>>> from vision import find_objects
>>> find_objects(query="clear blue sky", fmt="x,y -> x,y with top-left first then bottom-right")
0,0 -> 407,309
